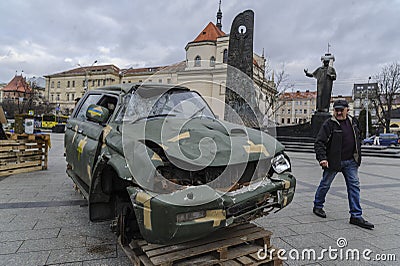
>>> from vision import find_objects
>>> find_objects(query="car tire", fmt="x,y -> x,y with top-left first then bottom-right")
117,204 -> 139,245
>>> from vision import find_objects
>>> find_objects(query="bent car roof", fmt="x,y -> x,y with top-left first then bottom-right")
93,83 -> 189,95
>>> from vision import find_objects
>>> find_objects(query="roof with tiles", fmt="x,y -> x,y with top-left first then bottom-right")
2,75 -> 31,93
121,61 -> 186,76
122,61 -> 186,75
191,22 -> 226,43
45,64 -> 120,77
280,90 -> 317,100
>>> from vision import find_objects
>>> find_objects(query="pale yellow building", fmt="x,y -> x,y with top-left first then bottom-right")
44,14 -> 276,121
277,90 -> 317,125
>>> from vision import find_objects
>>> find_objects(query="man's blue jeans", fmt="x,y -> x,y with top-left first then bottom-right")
314,159 -> 362,218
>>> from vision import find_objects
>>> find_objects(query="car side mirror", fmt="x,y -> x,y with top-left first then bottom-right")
86,104 -> 109,124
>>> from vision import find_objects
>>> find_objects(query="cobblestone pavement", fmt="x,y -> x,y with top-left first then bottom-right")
0,133 -> 399,265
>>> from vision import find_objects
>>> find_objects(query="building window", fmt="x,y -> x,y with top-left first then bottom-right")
223,49 -> 228,63
194,56 -> 201,67
97,80 -> 101,86
57,81 -> 60,88
139,80 -> 143,83
51,94 -> 54,102
167,78 -> 171,84
72,80 -> 75,87
51,81 -> 54,88
287,109 -> 291,114
82,80 -> 85,87
281,118 -> 285,124
92,80 -> 95,87
67,81 -> 70,87
287,118 -> 291,124
304,109 -> 307,114
210,56 -> 216,67
103,80 -> 106,86
158,79 -> 162,83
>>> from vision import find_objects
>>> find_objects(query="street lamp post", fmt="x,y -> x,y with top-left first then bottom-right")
77,60 -> 97,93
366,76 -> 371,138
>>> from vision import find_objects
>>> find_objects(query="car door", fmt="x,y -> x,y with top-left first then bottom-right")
67,92 -> 119,187
65,93 -> 103,187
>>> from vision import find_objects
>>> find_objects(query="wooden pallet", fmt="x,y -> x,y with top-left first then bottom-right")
119,223 -> 282,266
0,133 -> 50,176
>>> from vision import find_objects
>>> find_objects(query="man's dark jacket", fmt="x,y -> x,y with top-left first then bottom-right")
314,115 -> 362,171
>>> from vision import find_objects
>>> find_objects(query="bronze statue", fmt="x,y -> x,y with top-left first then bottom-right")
304,54 -> 336,112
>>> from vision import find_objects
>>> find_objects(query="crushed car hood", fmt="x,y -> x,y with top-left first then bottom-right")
121,117 -> 284,167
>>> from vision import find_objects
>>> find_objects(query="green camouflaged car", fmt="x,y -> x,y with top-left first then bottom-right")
65,83 -> 296,245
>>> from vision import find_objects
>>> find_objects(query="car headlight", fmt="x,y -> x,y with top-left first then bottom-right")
271,154 -> 291,174
176,210 -> 206,223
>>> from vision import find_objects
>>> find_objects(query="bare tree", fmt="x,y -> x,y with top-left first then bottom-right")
372,62 -> 400,132
260,62 -> 294,123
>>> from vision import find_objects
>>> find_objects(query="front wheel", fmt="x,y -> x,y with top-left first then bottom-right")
117,204 -> 140,245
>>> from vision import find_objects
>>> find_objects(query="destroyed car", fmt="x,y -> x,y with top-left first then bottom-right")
65,83 -> 296,245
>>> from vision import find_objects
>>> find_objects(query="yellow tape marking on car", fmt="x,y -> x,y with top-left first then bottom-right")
283,196 -> 288,207
168,131 -> 190,142
159,144 -> 169,150
151,153 -> 162,162
72,125 -> 79,144
102,125 -> 112,143
87,106 -> 103,117
194,209 -> 226,227
283,180 -> 291,189
77,137 -> 88,160
87,164 -> 91,180
243,141 -> 270,156
136,192 -> 152,230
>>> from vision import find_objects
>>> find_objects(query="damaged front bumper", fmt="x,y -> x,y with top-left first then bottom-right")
126,173 -> 296,244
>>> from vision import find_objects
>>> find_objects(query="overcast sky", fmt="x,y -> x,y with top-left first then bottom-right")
1,0 -> 400,95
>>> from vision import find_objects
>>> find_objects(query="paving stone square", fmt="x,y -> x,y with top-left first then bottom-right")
0,134 -> 398,265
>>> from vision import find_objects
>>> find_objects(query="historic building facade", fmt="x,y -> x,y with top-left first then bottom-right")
44,8 -> 276,122
276,90 -> 317,125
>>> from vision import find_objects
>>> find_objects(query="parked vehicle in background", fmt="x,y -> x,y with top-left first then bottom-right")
41,114 -> 69,132
363,133 -> 399,146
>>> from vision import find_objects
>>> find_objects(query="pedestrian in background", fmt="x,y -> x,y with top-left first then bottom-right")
313,99 -> 374,229
373,134 -> 380,146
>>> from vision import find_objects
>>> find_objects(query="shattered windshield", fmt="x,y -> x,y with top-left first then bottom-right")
120,90 -> 215,123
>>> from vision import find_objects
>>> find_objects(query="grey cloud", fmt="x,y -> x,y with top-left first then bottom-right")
1,0 -> 400,96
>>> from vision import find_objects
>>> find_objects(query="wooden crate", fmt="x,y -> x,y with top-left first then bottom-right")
0,133 -> 50,176
119,223 -> 282,266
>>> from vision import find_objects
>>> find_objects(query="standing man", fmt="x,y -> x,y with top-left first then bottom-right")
304,55 -> 336,112
313,99 -> 374,229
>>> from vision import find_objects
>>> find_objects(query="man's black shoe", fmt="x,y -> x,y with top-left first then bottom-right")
349,217 -> 374,229
313,207 -> 326,218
